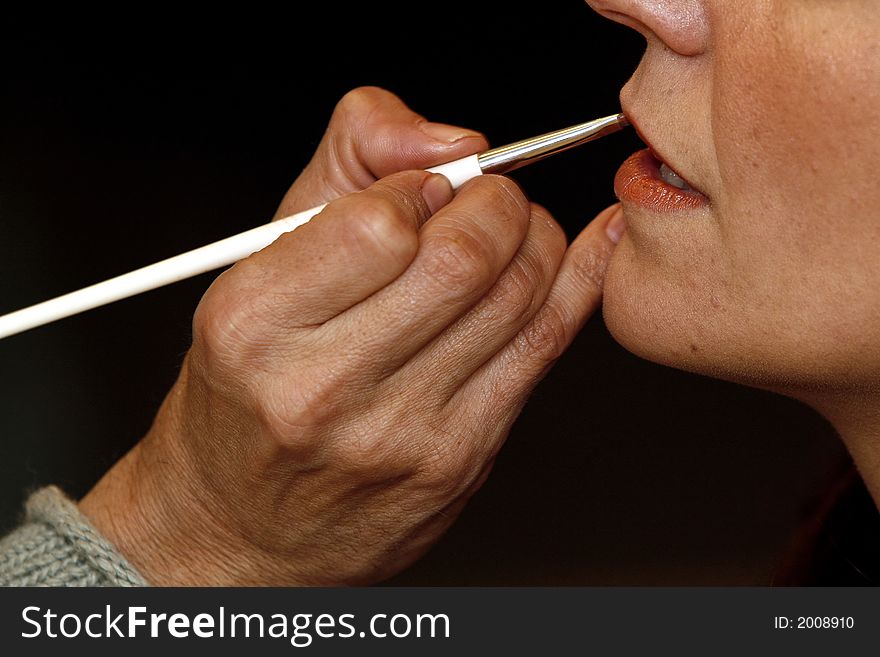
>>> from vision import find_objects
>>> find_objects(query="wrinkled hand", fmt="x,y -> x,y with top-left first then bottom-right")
80,87 -> 625,585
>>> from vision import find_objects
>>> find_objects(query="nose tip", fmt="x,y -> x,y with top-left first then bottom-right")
586,0 -> 709,57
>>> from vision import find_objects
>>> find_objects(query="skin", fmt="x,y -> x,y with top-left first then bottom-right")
79,87 -> 625,585
588,2 -> 880,499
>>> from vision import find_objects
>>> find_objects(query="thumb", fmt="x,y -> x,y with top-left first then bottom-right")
274,87 -> 487,219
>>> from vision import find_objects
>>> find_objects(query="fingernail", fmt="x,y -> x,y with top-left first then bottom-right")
422,173 -> 454,215
605,207 -> 627,244
419,121 -> 484,144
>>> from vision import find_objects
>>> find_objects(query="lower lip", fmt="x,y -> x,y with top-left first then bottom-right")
614,149 -> 708,212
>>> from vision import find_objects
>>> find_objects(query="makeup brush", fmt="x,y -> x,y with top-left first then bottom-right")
0,113 -> 628,340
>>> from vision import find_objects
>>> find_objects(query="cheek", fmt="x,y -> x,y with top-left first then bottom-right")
707,4 -> 880,381
713,3 -> 880,236
717,2 -> 880,238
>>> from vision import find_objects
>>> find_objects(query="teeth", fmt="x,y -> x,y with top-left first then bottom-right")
659,162 -> 693,191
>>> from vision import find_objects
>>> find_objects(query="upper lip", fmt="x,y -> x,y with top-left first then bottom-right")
621,106 -> 705,195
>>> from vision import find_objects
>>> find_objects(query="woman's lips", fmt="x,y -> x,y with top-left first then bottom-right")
614,149 -> 708,212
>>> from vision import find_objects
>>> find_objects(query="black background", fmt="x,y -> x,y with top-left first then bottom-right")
0,2 -> 848,584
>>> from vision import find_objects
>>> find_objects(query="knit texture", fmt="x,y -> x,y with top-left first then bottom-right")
0,486 -> 148,587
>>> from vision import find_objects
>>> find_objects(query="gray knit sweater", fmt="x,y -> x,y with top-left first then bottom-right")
0,487 -> 148,586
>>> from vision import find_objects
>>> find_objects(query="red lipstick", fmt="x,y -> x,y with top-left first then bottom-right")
614,149 -> 708,212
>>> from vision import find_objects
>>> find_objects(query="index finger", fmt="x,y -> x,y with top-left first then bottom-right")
202,171 -> 454,334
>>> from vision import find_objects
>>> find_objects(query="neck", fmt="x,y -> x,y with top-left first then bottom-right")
806,390 -> 880,507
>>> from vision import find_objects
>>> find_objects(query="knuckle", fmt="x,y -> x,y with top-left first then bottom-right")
333,86 -> 386,124
479,214 -> 566,329
484,262 -> 540,328
331,415 -> 419,482
192,305 -> 226,360
191,259 -> 318,369
372,171 -> 431,218
516,302 -> 573,367
344,195 -> 412,256
414,422 -> 484,499
415,444 -> 467,498
571,240 -> 613,294
253,373 -> 344,450
416,458 -> 462,499
192,275 -> 266,365
324,87 -> 410,192
526,220 -> 567,284
422,228 -> 494,294
335,433 -> 407,481
475,175 -> 531,220
530,204 -> 567,252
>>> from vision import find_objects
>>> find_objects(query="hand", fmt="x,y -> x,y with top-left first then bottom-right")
80,87 -> 625,585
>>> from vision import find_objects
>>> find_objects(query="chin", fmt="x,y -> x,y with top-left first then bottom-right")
602,249 -> 679,367
602,239 -> 762,387
601,250 -> 829,398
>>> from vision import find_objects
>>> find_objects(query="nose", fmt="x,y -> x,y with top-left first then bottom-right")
586,0 -> 709,57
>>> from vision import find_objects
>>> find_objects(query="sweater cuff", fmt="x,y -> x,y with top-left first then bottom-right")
0,486 -> 148,587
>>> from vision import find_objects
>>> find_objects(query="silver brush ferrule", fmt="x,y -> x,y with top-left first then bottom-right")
477,113 -> 628,175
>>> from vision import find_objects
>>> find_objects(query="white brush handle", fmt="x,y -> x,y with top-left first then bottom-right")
0,154 -> 482,340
